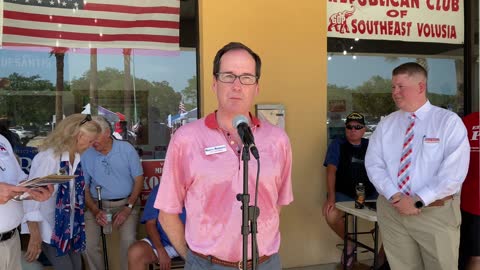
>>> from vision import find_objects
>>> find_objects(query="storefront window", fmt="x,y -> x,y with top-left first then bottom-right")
326,0 -> 471,141
0,0 -> 198,160
327,44 -> 464,141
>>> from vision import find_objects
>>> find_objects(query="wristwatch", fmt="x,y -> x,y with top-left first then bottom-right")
414,199 -> 424,209
125,203 -> 134,209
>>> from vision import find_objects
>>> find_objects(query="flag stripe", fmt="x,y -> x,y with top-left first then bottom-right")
4,4 -> 179,23
3,0 -> 180,50
4,27 -> 179,43
4,11 -> 179,29
4,20 -> 178,36
84,3 -> 179,15
3,35 -> 180,50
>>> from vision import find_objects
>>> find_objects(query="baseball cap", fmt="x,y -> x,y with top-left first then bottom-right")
345,112 -> 365,125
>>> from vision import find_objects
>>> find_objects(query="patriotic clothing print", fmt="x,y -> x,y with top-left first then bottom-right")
50,160 -> 86,256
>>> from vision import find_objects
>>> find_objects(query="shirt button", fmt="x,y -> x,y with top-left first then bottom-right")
230,141 -> 235,145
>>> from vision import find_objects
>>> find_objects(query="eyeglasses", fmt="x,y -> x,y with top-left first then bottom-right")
346,125 -> 365,130
216,72 -> 258,85
58,165 -> 68,175
80,114 -> 92,126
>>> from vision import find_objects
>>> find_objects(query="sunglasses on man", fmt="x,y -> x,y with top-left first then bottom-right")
346,124 -> 365,130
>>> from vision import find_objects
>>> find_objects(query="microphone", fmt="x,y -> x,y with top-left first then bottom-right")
232,115 -> 259,159
232,115 -> 255,146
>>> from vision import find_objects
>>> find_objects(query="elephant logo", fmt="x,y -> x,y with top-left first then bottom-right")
328,5 -> 356,34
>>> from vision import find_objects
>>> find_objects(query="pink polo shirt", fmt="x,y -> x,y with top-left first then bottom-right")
155,112 -> 293,261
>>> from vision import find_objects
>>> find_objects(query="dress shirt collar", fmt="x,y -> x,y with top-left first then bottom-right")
60,151 -> 70,162
204,111 -> 261,129
60,151 -> 81,171
401,100 -> 432,121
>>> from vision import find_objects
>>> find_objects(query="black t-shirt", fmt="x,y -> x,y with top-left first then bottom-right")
325,138 -> 375,199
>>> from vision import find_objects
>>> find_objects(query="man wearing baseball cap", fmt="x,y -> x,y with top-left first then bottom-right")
323,112 -> 378,268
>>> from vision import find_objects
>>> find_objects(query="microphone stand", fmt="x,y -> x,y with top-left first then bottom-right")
237,144 -> 260,270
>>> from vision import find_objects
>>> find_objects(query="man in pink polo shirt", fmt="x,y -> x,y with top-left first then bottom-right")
155,42 -> 293,269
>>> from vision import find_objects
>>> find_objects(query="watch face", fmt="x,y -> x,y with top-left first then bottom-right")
415,200 -> 424,209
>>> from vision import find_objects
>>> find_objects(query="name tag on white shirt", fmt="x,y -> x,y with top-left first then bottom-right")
423,137 -> 440,144
204,145 -> 227,155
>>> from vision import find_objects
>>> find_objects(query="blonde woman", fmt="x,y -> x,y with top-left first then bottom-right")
23,114 -> 101,270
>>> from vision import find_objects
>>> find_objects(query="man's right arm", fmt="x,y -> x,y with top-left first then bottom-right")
323,164 -> 337,216
365,123 -> 399,200
85,185 -> 99,215
145,219 -> 171,266
326,165 -> 337,198
159,211 -> 187,259
85,185 -> 107,225
322,139 -> 339,216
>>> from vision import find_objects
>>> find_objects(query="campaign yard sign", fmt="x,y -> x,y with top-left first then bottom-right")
14,146 -> 38,174
140,159 -> 164,207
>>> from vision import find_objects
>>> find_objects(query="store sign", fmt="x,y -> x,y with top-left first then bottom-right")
14,146 -> 38,174
141,159 -> 164,207
328,100 -> 346,112
327,0 -> 464,44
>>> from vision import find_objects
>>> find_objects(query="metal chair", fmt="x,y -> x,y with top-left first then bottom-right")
149,257 -> 185,270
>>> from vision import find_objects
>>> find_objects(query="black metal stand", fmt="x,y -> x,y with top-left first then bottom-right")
96,186 -> 109,270
236,145 -> 259,270
343,212 -> 379,270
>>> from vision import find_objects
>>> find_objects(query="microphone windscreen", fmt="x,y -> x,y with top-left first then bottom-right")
232,115 -> 249,129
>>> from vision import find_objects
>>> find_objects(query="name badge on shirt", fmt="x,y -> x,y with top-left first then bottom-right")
0,143 -> 7,153
204,145 -> 227,156
423,137 -> 440,144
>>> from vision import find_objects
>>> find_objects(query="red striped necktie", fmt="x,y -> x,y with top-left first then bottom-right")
397,113 -> 416,195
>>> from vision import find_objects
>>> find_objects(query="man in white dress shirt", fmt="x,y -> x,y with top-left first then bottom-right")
0,134 -> 53,270
365,62 -> 470,270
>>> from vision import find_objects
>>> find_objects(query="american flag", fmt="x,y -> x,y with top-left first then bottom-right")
2,0 -> 180,50
178,98 -> 186,114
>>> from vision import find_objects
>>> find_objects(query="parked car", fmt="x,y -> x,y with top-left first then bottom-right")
366,124 -> 377,132
9,126 -> 35,140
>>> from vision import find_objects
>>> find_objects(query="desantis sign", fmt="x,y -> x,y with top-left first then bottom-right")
14,146 -> 38,174
140,159 -> 164,207
327,0 -> 464,44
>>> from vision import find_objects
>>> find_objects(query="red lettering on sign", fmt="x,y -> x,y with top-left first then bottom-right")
426,0 -> 459,12
329,0 -> 419,8
351,19 -> 412,36
472,131 -> 480,141
417,23 -> 456,39
140,160 -> 164,207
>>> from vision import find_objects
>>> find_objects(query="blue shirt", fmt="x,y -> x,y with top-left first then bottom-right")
82,139 -> 143,199
142,184 -> 186,247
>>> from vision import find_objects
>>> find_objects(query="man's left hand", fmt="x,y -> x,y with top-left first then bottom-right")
155,247 -> 172,270
392,195 -> 421,216
27,185 -> 54,202
112,206 -> 132,227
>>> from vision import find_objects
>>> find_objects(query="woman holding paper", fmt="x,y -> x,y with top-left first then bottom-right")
23,114 -> 100,270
